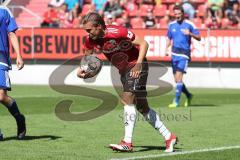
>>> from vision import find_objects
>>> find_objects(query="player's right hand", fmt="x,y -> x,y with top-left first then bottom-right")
77,67 -> 91,79
130,63 -> 142,78
164,50 -> 169,56
16,56 -> 24,70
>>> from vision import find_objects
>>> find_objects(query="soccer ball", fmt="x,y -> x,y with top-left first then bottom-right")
80,55 -> 102,78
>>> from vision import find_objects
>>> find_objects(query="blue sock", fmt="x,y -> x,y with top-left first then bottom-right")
182,83 -> 191,98
175,82 -> 183,105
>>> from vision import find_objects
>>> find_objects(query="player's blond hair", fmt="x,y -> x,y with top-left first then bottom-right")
81,12 -> 106,29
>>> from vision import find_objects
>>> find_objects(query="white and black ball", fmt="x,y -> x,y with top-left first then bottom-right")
80,55 -> 102,78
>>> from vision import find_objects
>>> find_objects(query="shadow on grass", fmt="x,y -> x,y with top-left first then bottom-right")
133,146 -> 182,152
2,135 -> 62,141
190,104 -> 218,107
107,145 -> 182,153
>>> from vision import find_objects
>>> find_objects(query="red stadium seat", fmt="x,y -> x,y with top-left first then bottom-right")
192,18 -> 203,28
221,18 -> 231,28
204,18 -> 211,25
135,0 -> 142,5
194,0 -> 207,4
139,4 -> 154,17
130,17 -> 145,28
140,4 -> 154,11
158,17 -> 169,28
81,4 -> 95,15
153,5 -> 167,17
197,4 -> 207,17
116,18 -> 125,26
162,0 -> 178,4
129,8 -> 140,17
139,8 -> 148,17
123,2 -> 138,15
168,4 -> 175,17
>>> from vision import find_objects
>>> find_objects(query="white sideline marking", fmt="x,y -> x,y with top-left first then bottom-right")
12,95 -> 79,98
12,95 -> 61,98
110,145 -> 240,160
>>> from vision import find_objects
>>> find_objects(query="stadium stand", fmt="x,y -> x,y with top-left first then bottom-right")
14,0 -> 51,27
131,16 -> 145,28
9,0 -> 31,17
11,0 -> 240,29
153,5 -> 167,18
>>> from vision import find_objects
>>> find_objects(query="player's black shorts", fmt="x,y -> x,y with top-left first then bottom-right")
120,61 -> 148,97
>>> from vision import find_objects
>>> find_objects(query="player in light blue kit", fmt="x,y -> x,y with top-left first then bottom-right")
0,4 -> 26,139
165,5 -> 201,108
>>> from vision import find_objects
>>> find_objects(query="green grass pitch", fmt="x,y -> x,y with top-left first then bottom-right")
0,85 -> 240,160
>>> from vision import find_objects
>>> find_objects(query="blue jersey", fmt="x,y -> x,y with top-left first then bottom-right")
0,6 -> 18,70
167,20 -> 199,59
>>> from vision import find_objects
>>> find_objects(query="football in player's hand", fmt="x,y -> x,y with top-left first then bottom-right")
80,55 -> 102,79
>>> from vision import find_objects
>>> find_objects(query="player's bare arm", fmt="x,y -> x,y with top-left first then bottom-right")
77,49 -> 94,79
131,36 -> 149,78
9,32 -> 24,70
164,38 -> 172,56
84,48 -> 94,55
190,32 -> 201,41
183,29 -> 201,41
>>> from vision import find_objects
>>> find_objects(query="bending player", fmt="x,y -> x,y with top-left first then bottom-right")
77,12 -> 178,152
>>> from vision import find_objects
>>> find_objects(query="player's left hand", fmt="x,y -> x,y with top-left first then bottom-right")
130,63 -> 142,78
16,56 -> 24,70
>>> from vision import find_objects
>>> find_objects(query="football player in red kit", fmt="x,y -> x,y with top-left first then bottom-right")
77,12 -> 177,153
